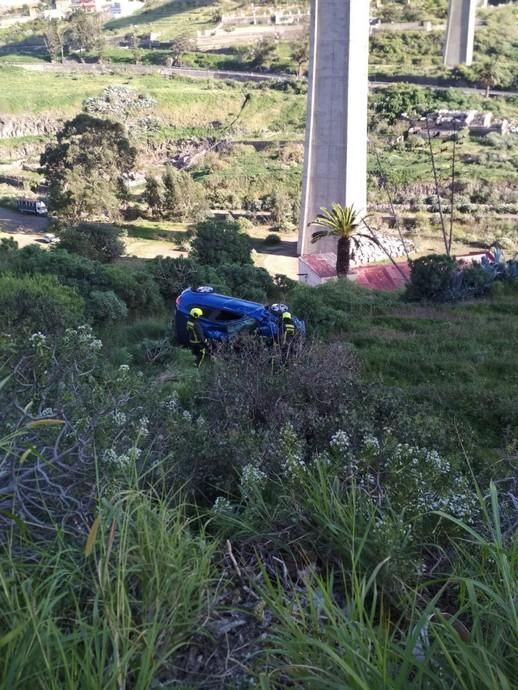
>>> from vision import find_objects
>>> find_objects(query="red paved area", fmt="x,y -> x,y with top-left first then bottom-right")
352,252 -> 490,291
301,253 -> 337,279
302,252 -> 491,292
350,262 -> 410,291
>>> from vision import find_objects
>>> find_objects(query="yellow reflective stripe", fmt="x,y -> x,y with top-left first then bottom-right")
187,320 -> 201,344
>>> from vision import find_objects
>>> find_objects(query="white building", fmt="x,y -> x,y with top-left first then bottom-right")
0,0 -> 39,9
67,0 -> 143,17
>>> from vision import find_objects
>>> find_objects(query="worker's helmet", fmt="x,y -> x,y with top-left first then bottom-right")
190,307 -> 203,318
282,312 -> 292,320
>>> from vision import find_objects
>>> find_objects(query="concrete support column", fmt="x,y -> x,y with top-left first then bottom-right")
443,0 -> 477,67
298,0 -> 370,257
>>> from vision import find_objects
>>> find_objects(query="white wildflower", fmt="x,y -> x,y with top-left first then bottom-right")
103,449 -> 118,464
330,430 -> 350,452
137,416 -> 149,437
115,453 -> 130,468
128,447 -> 142,461
212,496 -> 233,514
282,453 -> 307,478
164,392 -> 179,412
279,424 -> 306,478
29,332 -> 47,347
64,325 -> 102,351
40,407 -> 54,417
241,464 -> 267,495
112,411 -> 127,426
314,452 -> 331,466
182,410 -> 192,422
363,433 -> 380,452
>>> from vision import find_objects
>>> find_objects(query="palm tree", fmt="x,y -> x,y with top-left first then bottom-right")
475,60 -> 504,99
310,204 -> 372,278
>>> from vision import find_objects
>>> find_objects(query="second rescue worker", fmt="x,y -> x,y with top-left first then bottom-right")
186,308 -> 209,367
280,311 -> 295,361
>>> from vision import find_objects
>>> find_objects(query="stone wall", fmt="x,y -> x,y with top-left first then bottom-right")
0,115 -> 63,139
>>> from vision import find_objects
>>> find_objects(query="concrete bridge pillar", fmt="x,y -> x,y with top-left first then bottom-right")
443,0 -> 477,66
298,0 -> 370,257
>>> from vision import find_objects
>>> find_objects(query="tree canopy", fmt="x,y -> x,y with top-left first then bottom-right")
57,223 -> 126,263
40,114 -> 137,222
189,219 -> 253,267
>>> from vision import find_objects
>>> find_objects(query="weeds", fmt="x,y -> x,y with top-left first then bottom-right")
258,483 -> 517,690
0,490 -> 217,690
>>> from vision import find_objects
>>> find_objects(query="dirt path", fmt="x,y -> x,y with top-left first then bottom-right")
0,206 -> 49,233
0,230 -> 48,247
124,237 -> 185,259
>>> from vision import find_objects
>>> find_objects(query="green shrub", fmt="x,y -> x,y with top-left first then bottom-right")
189,219 -> 253,266
0,242 -> 166,317
237,216 -> 254,232
0,245 -> 107,294
461,263 -> 493,294
289,279 -> 390,338
373,83 -> 434,124
264,233 -> 282,246
57,223 -> 125,263
162,167 -> 207,222
406,254 -> 458,301
102,264 -> 163,313
150,256 -> 215,300
150,256 -> 275,303
216,263 -> 275,302
0,273 -> 84,336
87,289 -> 128,322
264,189 -> 294,225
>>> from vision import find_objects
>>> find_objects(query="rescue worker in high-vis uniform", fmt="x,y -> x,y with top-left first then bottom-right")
187,307 -> 209,367
280,311 -> 296,362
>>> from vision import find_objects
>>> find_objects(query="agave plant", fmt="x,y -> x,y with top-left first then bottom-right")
481,244 -> 518,281
310,204 -> 374,277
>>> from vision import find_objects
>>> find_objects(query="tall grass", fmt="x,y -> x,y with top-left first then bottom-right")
258,482 -> 518,690
0,490 -> 217,690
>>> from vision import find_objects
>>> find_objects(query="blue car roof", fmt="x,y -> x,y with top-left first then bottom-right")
178,289 -> 266,316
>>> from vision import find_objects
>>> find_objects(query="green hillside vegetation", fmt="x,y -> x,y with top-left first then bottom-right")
1,1 -> 516,90
2,72 -> 515,252
1,227 -> 517,687
104,0 -> 226,40
1,5 -> 517,686
80,5 -> 517,86
0,67 -> 304,136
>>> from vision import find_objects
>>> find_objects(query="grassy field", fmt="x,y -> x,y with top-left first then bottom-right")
104,0 -> 225,40
0,67 -> 305,136
290,278 -> 518,448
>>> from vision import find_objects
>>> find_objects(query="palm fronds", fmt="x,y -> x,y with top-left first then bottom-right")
310,203 -> 363,242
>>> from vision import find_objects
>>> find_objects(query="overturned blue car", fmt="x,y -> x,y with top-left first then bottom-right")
175,287 -> 305,346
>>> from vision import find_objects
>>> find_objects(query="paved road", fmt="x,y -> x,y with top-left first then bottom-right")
0,206 -> 49,233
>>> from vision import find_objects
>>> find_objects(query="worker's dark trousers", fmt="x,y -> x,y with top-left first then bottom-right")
191,344 -> 206,367
281,340 -> 294,364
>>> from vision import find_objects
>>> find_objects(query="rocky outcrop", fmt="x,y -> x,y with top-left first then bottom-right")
0,115 -> 63,139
